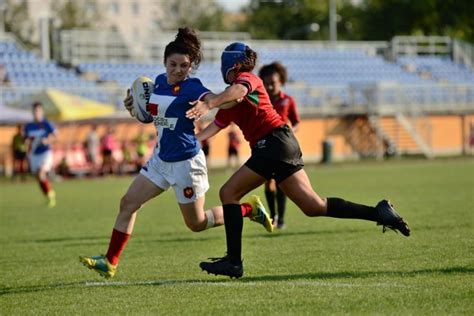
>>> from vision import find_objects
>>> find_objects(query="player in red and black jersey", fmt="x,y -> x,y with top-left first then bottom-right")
187,42 -> 411,278
259,62 -> 300,229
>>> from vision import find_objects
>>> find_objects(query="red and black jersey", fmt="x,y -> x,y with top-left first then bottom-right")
214,72 -> 285,147
272,91 -> 300,126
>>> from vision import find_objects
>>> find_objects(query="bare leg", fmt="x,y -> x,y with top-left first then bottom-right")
114,173 -> 164,233
278,169 -> 327,216
179,196 -> 224,232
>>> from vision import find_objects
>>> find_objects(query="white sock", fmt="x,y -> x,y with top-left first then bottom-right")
205,209 -> 215,229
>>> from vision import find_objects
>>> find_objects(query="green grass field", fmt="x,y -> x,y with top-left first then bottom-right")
1,158 -> 473,315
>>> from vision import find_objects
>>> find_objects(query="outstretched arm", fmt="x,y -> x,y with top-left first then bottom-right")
187,84 -> 247,121
196,122 -> 223,142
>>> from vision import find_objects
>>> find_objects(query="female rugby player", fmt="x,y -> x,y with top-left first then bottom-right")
79,29 -> 272,279
259,62 -> 300,229
186,42 -> 411,278
24,102 -> 57,208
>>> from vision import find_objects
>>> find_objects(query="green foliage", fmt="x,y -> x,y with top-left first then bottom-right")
159,0 -> 227,32
51,0 -> 98,30
1,159 -> 473,314
357,0 -> 474,42
239,0 -> 474,42
3,0 -> 36,48
243,0 -> 330,40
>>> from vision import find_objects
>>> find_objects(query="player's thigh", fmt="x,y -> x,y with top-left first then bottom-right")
278,169 -> 326,216
29,153 -> 44,174
220,165 -> 265,203
122,173 -> 164,208
39,151 -> 53,173
172,151 -> 209,204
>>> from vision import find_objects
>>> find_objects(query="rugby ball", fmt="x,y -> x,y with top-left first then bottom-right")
130,76 -> 154,123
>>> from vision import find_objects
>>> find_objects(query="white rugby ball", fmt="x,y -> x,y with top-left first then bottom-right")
130,76 -> 154,123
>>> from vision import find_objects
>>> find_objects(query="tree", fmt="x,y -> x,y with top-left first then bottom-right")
236,0 -> 474,42
238,0 -> 362,40
3,0 -> 36,48
158,0 -> 226,32
357,0 -> 474,42
51,0 -> 99,30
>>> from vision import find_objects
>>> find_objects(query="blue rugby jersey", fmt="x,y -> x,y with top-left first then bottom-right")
24,120 -> 56,155
148,74 -> 210,162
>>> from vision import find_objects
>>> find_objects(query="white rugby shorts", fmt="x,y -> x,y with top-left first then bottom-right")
140,150 -> 209,204
29,150 -> 53,173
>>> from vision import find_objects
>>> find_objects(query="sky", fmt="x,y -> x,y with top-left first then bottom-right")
216,0 -> 250,12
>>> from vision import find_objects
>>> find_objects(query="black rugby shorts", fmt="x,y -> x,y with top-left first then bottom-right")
245,125 -> 304,183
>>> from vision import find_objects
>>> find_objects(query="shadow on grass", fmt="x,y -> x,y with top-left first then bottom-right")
1,266 -> 472,296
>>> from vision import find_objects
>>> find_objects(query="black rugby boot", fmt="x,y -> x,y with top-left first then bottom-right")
376,199 -> 410,236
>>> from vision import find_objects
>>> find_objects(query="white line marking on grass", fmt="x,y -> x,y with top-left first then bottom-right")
85,280 -> 411,288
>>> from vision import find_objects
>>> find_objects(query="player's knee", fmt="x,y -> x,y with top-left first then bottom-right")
186,221 -> 205,232
219,185 -> 232,202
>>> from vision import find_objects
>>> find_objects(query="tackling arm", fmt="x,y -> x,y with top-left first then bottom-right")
187,84 -> 247,120
196,122 -> 223,142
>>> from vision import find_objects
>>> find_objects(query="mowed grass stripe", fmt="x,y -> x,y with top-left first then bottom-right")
0,158 -> 473,314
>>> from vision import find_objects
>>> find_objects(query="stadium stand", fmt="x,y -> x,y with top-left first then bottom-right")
0,38 -> 118,106
1,33 -> 473,165
397,55 -> 474,84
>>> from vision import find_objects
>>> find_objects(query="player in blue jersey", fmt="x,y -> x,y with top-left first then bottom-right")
79,27 -> 273,279
24,102 -> 57,207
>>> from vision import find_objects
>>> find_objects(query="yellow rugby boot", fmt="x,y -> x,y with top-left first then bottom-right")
79,255 -> 117,278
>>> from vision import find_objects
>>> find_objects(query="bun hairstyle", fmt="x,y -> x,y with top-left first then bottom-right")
258,62 -> 288,85
164,27 -> 202,69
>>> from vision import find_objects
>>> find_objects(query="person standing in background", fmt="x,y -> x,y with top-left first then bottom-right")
101,125 -> 118,175
11,123 -> 28,181
85,124 -> 100,177
196,121 -> 211,165
227,124 -> 240,169
134,127 -> 150,172
259,62 -> 300,229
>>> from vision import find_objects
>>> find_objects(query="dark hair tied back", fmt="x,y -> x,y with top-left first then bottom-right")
164,27 -> 202,69
234,47 -> 258,73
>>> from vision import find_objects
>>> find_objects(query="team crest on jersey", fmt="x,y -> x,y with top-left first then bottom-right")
183,187 -> 194,199
172,85 -> 181,95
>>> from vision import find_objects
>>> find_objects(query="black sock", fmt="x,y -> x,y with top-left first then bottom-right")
276,187 -> 287,224
264,189 -> 276,219
326,197 -> 379,222
223,204 -> 243,264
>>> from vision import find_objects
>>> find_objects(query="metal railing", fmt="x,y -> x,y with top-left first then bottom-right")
452,39 -> 474,67
391,36 -> 452,59
2,82 -> 472,118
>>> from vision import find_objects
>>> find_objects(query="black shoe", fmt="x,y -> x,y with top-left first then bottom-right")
199,255 -> 243,279
376,200 -> 411,236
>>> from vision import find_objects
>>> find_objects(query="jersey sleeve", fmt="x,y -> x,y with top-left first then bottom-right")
287,96 -> 300,126
234,72 -> 261,95
214,109 -> 232,129
189,78 -> 211,101
46,121 -> 57,135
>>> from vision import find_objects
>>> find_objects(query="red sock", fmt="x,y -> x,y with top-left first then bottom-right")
241,203 -> 252,217
39,179 -> 51,195
106,229 -> 131,265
